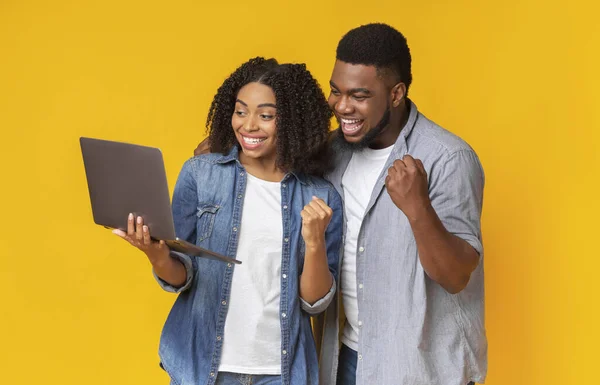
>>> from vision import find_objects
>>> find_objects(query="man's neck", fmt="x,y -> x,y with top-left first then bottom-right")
369,101 -> 410,149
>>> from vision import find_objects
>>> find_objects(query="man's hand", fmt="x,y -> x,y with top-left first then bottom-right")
385,154 -> 431,221
194,138 -> 210,156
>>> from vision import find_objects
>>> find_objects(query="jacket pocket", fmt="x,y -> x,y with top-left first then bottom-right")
196,203 -> 220,242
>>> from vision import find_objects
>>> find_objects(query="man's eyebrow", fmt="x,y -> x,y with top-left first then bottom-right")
329,81 -> 371,95
349,88 -> 371,94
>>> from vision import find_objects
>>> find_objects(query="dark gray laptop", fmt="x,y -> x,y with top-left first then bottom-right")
79,137 -> 240,264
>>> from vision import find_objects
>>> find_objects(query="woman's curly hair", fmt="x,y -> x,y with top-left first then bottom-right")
206,57 -> 332,176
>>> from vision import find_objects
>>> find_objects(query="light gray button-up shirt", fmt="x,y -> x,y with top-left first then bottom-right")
318,100 -> 487,385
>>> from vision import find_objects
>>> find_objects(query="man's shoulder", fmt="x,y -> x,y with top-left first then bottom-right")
412,112 -> 477,157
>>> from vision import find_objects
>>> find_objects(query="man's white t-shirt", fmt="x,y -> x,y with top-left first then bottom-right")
341,145 -> 394,350
218,173 -> 283,374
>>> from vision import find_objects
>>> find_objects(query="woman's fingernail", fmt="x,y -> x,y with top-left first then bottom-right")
128,213 -> 133,220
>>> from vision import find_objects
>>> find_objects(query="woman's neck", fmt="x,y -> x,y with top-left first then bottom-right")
239,152 -> 285,182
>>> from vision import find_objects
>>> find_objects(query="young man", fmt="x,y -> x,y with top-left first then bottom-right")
195,23 -> 486,385
319,23 -> 486,385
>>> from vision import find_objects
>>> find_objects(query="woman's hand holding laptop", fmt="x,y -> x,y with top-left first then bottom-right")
113,213 -> 187,287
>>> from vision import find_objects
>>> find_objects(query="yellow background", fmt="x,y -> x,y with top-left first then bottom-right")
1,1 -> 598,384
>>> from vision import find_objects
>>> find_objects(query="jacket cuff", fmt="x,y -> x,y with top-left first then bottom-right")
153,251 -> 194,293
300,276 -> 336,315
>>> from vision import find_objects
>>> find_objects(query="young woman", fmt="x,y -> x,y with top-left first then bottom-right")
114,57 -> 343,385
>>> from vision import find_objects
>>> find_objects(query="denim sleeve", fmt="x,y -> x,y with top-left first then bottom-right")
301,187 -> 343,315
153,159 -> 198,292
429,150 -> 485,256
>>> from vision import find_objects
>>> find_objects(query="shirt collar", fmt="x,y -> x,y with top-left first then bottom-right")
214,146 -> 308,185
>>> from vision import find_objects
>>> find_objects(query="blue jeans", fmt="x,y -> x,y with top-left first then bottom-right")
336,344 -> 358,385
215,372 -> 282,385
335,344 -> 476,385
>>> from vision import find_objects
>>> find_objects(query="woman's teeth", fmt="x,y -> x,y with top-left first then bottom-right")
243,137 -> 266,144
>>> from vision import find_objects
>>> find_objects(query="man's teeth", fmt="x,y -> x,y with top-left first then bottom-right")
341,118 -> 364,132
243,137 -> 266,144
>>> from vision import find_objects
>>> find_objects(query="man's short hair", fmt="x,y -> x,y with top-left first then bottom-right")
336,23 -> 412,94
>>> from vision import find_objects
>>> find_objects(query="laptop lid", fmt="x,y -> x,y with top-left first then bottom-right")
79,137 -> 177,241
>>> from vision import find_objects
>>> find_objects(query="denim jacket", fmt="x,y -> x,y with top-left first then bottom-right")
154,147 -> 343,385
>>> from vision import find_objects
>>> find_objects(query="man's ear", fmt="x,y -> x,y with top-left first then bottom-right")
391,82 -> 406,107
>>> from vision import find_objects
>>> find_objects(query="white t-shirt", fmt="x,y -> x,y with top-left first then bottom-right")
218,173 -> 283,374
341,145 -> 394,351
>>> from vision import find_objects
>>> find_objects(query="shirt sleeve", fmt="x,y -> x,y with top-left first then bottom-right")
429,149 -> 485,256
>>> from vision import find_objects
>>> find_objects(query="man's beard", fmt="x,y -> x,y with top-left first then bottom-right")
334,107 -> 391,152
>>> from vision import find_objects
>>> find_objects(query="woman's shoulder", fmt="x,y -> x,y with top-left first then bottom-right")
182,151 -> 237,171
300,174 -> 333,189
297,174 -> 341,203
191,152 -> 234,165
177,152 -> 237,185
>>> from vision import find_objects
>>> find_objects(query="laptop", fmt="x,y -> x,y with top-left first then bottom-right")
79,137 -> 241,264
